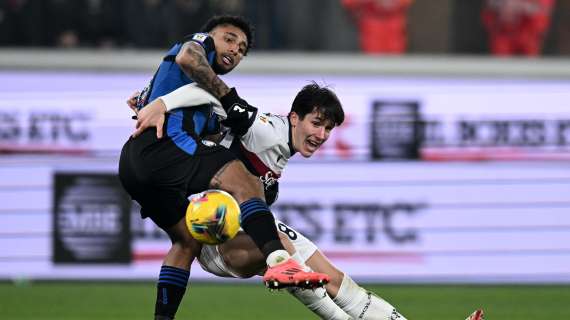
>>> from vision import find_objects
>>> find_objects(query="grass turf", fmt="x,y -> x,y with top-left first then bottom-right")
1,282 -> 569,319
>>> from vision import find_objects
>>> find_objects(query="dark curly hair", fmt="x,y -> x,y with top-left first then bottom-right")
200,15 -> 254,55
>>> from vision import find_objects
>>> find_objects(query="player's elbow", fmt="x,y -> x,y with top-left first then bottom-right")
175,50 -> 193,69
175,45 -> 201,70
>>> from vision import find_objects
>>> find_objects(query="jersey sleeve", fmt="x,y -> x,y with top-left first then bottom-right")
240,113 -> 286,153
186,33 -> 215,56
160,83 -> 226,118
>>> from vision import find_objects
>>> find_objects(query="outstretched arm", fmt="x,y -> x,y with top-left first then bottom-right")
132,83 -> 257,138
131,84 -> 224,138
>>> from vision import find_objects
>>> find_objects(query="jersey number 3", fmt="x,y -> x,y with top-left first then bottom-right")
232,104 -> 246,113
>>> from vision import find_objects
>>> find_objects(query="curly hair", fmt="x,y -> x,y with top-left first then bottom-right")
200,15 -> 254,55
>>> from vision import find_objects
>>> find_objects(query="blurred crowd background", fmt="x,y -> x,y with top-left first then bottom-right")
1,0 -> 569,56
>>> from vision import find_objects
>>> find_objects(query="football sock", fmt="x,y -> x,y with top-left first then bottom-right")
239,198 -> 285,258
266,249 -> 291,267
155,265 -> 190,319
286,253 -> 350,319
288,286 -> 351,320
333,274 -> 407,320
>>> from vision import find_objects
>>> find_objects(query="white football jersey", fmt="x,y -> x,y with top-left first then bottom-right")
158,84 -> 295,204
220,112 -> 295,203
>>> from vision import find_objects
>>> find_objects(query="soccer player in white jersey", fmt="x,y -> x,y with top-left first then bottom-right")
130,83 -> 412,320
132,84 -> 484,320
132,84 -> 486,320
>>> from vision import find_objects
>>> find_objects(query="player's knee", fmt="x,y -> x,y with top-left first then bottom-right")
224,249 -> 265,278
172,238 -> 201,257
174,228 -> 197,246
163,234 -> 201,264
166,220 -> 202,255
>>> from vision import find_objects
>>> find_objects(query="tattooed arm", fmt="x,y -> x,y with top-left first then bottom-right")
132,40 -> 251,139
131,40 -> 230,139
175,41 -> 230,99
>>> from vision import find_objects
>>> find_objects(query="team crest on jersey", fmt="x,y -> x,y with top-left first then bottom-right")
192,33 -> 208,43
259,113 -> 273,125
260,171 -> 277,190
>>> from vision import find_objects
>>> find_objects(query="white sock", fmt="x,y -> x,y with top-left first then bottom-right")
266,249 -> 291,267
288,286 -> 352,320
287,253 -> 351,320
290,252 -> 308,268
333,274 -> 407,320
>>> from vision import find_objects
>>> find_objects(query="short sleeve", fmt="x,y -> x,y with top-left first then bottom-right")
187,33 -> 215,54
241,113 -> 286,153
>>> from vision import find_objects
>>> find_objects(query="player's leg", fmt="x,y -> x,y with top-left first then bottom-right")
155,219 -> 201,320
287,286 -> 351,320
272,221 -> 406,320
276,230 -> 351,320
209,159 -> 286,261
207,219 -> 406,319
213,227 -> 350,320
215,230 -> 266,278
119,136 -> 201,320
303,250 -> 406,319
142,189 -> 202,320
208,159 -> 329,288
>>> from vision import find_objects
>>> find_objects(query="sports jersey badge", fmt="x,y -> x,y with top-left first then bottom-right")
259,113 -> 273,125
192,33 -> 208,43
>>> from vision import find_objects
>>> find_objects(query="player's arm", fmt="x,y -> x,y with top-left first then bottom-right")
175,40 -> 230,99
131,84 -> 224,138
132,33 -> 250,138
160,83 -> 225,116
147,84 -> 258,136
175,34 -> 259,133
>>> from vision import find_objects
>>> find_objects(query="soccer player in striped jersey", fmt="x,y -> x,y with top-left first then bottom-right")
119,15 -> 328,320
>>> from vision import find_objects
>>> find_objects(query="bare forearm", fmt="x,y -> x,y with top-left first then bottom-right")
178,45 -> 230,98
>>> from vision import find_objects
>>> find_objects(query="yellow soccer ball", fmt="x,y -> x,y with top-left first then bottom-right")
185,190 -> 241,245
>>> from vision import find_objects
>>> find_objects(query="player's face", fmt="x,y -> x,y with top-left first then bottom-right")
210,24 -> 248,74
290,109 -> 335,158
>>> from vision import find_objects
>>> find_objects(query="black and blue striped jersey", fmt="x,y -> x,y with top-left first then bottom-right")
137,33 -> 220,155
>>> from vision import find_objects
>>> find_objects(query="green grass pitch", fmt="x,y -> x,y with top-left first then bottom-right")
1,281 -> 569,319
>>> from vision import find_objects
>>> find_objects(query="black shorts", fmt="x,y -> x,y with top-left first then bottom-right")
118,129 -> 236,230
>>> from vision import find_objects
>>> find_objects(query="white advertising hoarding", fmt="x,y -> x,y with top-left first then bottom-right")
1,71 -> 569,160
1,158 -> 569,283
1,71 -> 570,282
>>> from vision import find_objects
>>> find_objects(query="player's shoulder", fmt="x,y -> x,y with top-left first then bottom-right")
247,112 -> 289,145
188,33 -> 210,44
255,112 -> 288,129
184,32 -> 215,52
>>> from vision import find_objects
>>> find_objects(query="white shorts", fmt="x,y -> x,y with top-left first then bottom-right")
197,220 -> 318,278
